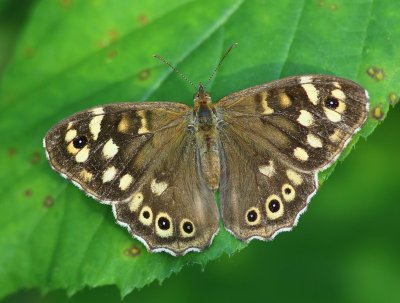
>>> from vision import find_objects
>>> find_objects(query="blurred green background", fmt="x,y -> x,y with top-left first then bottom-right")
1,0 -> 399,302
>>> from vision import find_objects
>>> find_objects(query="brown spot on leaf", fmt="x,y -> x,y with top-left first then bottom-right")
30,152 -> 41,165
367,66 -> 385,81
24,47 -> 35,58
24,189 -> 32,197
60,0 -> 73,8
124,244 -> 141,257
388,93 -> 399,107
108,29 -> 118,41
43,195 -> 55,208
8,148 -> 16,157
317,1 -> 337,11
138,14 -> 149,25
371,105 -> 385,121
107,50 -> 117,59
138,69 -> 151,81
98,29 -> 119,48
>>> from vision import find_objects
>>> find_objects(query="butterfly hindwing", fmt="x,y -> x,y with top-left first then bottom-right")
217,75 -> 369,241
113,129 -> 219,255
219,127 -> 317,240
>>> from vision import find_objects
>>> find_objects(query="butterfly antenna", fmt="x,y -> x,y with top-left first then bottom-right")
205,42 -> 238,88
154,54 -> 195,88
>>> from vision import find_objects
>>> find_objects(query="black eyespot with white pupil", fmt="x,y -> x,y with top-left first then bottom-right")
158,216 -> 170,230
325,97 -> 339,109
268,199 -> 280,213
183,221 -> 194,234
73,136 -> 88,149
247,210 -> 258,222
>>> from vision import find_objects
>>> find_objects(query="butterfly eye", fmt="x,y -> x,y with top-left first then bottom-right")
158,217 -> 170,230
282,184 -> 296,202
155,213 -> 174,238
247,210 -> 257,222
268,199 -> 280,212
325,97 -> 339,109
72,135 -> 88,149
139,206 -> 153,226
183,221 -> 193,233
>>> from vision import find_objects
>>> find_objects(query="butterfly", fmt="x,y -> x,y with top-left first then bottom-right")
44,73 -> 369,256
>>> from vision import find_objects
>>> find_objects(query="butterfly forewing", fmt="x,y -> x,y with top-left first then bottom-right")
44,102 -> 219,255
44,102 -> 188,202
216,75 -> 369,241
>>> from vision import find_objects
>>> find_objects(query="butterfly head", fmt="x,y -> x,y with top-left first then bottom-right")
194,82 -> 212,106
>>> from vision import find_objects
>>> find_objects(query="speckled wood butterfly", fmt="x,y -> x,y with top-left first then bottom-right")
44,71 -> 369,256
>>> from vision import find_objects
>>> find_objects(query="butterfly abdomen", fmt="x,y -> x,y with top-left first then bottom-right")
194,98 -> 220,191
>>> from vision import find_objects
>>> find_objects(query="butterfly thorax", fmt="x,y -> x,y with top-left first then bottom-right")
193,84 -> 220,191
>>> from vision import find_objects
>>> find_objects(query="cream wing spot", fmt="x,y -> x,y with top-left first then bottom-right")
65,129 -> 77,142
245,207 -> 261,226
329,129 -> 343,143
278,92 -> 292,108
129,192 -> 143,212
336,101 -> 346,114
260,92 -> 274,115
333,82 -> 342,89
293,147 -> 309,161
67,142 -> 79,155
266,195 -> 284,220
324,107 -> 342,122
75,146 -> 90,162
118,115 -> 130,133
307,133 -> 323,148
150,179 -> 168,196
282,184 -> 296,202
332,89 -> 346,100
137,110 -> 149,134
155,212 -> 173,238
89,115 -> 104,141
297,110 -> 314,127
67,122 -> 74,130
139,206 -> 153,226
102,166 -> 117,183
300,76 -> 312,84
302,83 -> 319,105
258,160 -> 275,177
92,107 -> 105,115
102,138 -> 119,159
286,169 -> 303,186
79,169 -> 93,182
119,174 -> 133,190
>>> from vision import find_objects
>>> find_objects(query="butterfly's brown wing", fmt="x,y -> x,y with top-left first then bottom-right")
216,75 -> 369,241
44,102 -> 219,255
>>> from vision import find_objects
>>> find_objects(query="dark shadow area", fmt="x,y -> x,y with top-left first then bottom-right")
0,0 -> 38,74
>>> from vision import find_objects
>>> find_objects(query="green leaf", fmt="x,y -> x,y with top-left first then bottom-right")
0,0 -> 398,299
